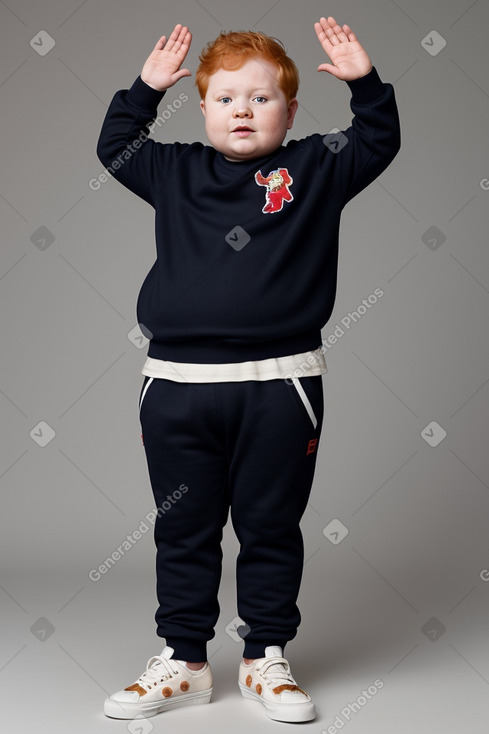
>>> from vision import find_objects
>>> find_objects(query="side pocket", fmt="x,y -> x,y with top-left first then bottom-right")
288,377 -> 319,429
138,376 -> 154,414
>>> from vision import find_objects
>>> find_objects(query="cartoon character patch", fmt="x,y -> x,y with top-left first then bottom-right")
255,167 -> 294,214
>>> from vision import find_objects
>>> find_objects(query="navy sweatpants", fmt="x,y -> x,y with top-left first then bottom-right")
138,374 -> 324,662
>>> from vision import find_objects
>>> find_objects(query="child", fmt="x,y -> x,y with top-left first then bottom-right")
97,16 -> 400,723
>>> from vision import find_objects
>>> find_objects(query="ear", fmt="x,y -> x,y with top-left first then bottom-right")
286,98 -> 299,130
200,99 -> 206,117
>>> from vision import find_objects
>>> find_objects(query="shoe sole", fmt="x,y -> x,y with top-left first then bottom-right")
104,687 -> 213,719
238,681 -> 316,722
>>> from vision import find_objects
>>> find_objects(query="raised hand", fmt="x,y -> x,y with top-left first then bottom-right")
141,24 -> 192,91
314,16 -> 372,81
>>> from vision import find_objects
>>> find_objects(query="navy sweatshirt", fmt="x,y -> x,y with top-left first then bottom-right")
96,66 -> 400,364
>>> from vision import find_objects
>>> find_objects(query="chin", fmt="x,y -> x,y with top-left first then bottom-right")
224,154 -> 254,162
221,144 -> 258,160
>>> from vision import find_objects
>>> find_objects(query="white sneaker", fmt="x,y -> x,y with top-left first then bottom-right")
104,646 -> 212,719
238,646 -> 315,722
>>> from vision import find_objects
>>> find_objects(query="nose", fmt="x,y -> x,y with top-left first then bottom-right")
233,105 -> 251,118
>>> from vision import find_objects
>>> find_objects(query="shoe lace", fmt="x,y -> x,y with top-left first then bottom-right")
134,655 -> 180,691
256,656 -> 296,686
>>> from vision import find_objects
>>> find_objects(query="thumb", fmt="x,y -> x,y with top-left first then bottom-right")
318,63 -> 342,78
173,68 -> 192,82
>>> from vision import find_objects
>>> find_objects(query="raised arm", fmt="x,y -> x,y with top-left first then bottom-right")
310,15 -> 400,206
95,24 -> 193,207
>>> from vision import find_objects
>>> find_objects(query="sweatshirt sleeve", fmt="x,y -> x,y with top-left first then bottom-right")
96,76 -> 188,207
311,66 -> 401,208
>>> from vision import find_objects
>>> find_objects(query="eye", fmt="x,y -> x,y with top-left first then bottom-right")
253,96 -> 267,103
219,97 -> 232,104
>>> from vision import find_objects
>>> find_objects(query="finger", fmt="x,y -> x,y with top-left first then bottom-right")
176,24 -> 190,45
342,24 -> 358,43
318,62 -> 341,78
314,20 -> 334,53
322,16 -> 349,45
181,30 -> 192,49
173,30 -> 192,60
173,68 -> 192,82
330,17 -> 350,44
153,35 -> 167,51
172,25 -> 191,54
319,17 -> 340,46
165,23 -> 185,52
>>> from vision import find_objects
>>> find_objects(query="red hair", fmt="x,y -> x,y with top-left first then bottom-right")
195,30 -> 299,102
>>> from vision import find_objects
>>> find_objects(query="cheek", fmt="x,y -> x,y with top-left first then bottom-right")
207,110 -> 227,131
264,108 -> 287,130
204,114 -> 220,134
268,114 -> 287,136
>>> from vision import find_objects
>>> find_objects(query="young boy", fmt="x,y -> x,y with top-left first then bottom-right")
97,16 -> 400,723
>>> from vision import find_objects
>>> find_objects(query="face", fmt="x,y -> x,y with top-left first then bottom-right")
200,57 -> 298,162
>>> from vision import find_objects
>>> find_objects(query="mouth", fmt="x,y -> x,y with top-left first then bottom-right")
232,126 -> 254,137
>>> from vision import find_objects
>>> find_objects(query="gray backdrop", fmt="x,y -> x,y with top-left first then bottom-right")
1,0 -> 488,732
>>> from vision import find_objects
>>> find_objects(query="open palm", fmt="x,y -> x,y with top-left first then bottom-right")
314,16 -> 372,81
141,24 -> 192,91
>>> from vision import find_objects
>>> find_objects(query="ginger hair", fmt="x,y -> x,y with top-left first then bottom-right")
195,30 -> 299,102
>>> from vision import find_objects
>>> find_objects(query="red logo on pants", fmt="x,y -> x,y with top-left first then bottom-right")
306,439 -> 317,455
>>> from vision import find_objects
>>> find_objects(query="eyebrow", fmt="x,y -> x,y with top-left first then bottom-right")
213,88 -> 272,95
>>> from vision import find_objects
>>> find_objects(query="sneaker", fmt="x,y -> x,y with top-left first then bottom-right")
104,645 -> 213,719
238,646 -> 315,722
